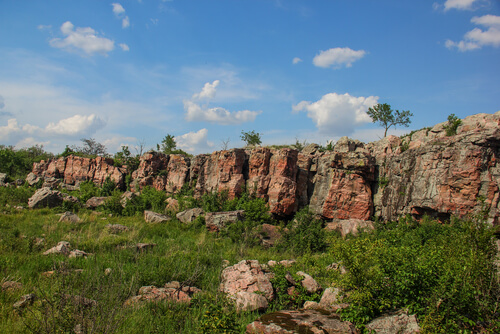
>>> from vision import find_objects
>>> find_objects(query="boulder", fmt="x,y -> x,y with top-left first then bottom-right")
325,219 -> 375,238
42,176 -> 61,189
176,208 -> 204,224
58,211 -> 81,223
220,260 -> 274,311
85,196 -> 108,209
2,281 -> 23,292
124,283 -> 200,307
25,172 -> 40,186
106,224 -> 129,233
318,287 -> 348,311
365,311 -> 420,334
259,223 -> 283,247
165,197 -> 179,212
13,294 -> 36,309
205,210 -> 244,232
43,241 -> 71,256
0,173 -> 7,185
296,271 -> 321,294
144,210 -> 171,223
69,249 -> 89,258
136,243 -> 156,252
120,191 -> 137,208
28,188 -> 63,209
246,309 -> 357,334
234,291 -> 269,312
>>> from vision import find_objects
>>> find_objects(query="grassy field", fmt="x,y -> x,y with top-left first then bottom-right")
1,184 -> 499,333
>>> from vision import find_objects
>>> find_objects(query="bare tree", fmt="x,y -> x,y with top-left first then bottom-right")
135,138 -> 146,157
220,137 -> 230,150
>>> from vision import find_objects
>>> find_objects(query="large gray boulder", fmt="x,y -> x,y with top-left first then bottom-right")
28,188 -> 63,209
144,210 -> 171,223
366,311 -> 420,334
176,208 -> 204,223
205,210 -> 244,232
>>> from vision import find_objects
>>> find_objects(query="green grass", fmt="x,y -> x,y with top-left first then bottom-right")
1,185 -> 499,333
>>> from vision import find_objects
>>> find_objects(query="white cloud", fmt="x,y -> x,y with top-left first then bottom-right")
49,21 -> 115,56
193,80 -> 219,100
122,16 -> 130,28
175,128 -> 215,153
112,3 -> 125,15
184,80 -> 262,125
0,114 -> 105,146
313,47 -> 366,69
446,14 -> 500,51
119,43 -> 130,51
444,0 -> 479,11
292,57 -> 302,64
293,92 -> 378,136
45,114 -> 106,136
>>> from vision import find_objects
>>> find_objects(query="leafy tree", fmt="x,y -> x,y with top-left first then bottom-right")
367,103 -> 413,137
240,130 -> 262,146
71,138 -> 108,157
160,134 -> 177,154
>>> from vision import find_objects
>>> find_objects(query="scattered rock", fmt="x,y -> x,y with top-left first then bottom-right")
43,241 -> 71,256
144,210 -> 171,223
0,173 -> 8,185
325,219 -> 375,237
69,249 -> 90,258
366,310 -> 420,334
318,287 -> 349,312
42,176 -> 61,189
136,243 -> 156,252
326,262 -> 347,274
58,211 -> 81,223
205,210 -> 244,232
165,197 -> 179,212
13,294 -> 36,309
2,281 -> 23,292
104,268 -> 112,275
120,191 -> 137,208
176,208 -> 204,224
259,223 -> 283,247
85,196 -> 108,209
246,309 -> 357,334
124,282 -> 201,307
106,224 -> 129,233
25,172 -> 40,186
28,188 -> 63,209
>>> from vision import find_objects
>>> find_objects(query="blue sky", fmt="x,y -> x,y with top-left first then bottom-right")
0,0 -> 499,155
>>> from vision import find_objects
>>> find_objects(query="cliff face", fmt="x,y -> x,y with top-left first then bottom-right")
30,111 -> 500,224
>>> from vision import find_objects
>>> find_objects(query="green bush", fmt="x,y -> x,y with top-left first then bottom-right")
443,114 -> 462,136
194,293 -> 239,333
331,214 -> 500,332
279,208 -> 327,255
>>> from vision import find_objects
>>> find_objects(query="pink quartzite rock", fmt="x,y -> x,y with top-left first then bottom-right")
196,149 -> 246,199
220,260 -> 274,311
246,309 -> 358,334
325,219 -> 375,238
124,283 -> 200,307
205,210 -> 244,232
28,188 -> 63,209
365,311 -> 420,334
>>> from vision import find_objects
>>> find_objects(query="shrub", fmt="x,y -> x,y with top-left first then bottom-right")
194,293 -> 239,333
279,208 -> 327,255
443,114 -> 462,136
331,214 -> 500,332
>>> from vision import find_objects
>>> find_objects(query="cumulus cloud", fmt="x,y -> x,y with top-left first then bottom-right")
446,14 -> 500,51
193,80 -> 219,100
112,3 -> 125,15
112,3 -> 130,28
119,43 -> 130,51
49,21 -> 115,56
443,0 -> 479,11
292,57 -> 303,64
313,47 -> 366,69
293,92 -> 378,136
184,80 -> 262,125
175,128 -> 215,153
45,114 -> 106,136
0,114 -> 106,144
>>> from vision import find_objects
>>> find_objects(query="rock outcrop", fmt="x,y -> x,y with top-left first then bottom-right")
28,111 -> 500,224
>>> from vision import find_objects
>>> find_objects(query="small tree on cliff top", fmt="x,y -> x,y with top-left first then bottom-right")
240,130 -> 262,146
367,103 -> 413,137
